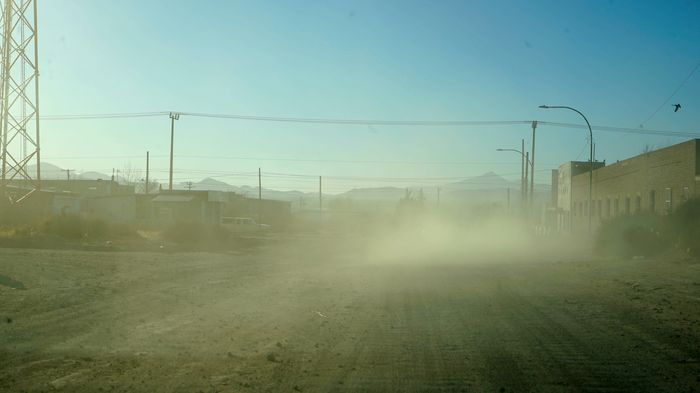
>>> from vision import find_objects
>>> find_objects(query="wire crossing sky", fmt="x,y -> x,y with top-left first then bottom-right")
38,1 -> 700,191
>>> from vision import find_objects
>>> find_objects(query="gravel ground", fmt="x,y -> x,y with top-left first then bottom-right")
1,236 -> 699,392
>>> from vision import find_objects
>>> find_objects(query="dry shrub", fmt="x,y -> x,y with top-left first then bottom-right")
594,213 -> 667,258
163,221 -> 230,246
42,215 -> 136,240
595,198 -> 700,258
670,197 -> 700,256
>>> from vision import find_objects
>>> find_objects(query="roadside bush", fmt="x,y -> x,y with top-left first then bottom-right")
163,221 -> 230,246
669,197 -> 700,256
42,215 -> 135,240
43,215 -> 85,239
594,213 -> 668,258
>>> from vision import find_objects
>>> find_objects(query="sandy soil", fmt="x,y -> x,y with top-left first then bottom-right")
1,235 -> 700,392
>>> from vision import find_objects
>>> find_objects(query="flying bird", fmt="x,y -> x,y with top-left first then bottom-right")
673,104 -> 681,112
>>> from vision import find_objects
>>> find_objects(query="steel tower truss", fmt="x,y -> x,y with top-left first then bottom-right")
0,0 -> 40,203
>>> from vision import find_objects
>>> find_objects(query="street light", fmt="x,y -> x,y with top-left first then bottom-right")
496,148 -> 532,165
168,112 -> 180,191
538,105 -> 594,232
497,147 -> 531,206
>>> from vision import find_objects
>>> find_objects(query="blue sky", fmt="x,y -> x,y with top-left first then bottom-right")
38,0 -> 700,192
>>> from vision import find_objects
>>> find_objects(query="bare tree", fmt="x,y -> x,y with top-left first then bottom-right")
120,162 -> 142,185
137,177 -> 160,194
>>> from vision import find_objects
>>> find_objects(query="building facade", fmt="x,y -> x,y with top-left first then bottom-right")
567,139 -> 699,231
553,161 -> 606,232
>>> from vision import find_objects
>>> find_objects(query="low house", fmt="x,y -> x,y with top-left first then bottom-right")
50,194 -> 137,223
223,193 -> 292,227
83,195 -> 136,223
151,190 -> 225,225
34,179 -> 134,197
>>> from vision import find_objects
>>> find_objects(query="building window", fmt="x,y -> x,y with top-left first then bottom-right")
597,200 -> 602,218
614,198 -> 619,216
664,187 -> 673,213
649,190 -> 655,212
635,195 -> 641,213
683,186 -> 690,202
606,198 -> 611,217
625,197 -> 631,215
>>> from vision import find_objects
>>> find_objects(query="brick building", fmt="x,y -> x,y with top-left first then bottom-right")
554,161 -> 606,232
565,139 -> 699,232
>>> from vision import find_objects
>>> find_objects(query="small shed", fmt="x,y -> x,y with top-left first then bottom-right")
151,191 -> 224,225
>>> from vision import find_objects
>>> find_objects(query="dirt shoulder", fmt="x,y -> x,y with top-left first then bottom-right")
1,239 -> 699,392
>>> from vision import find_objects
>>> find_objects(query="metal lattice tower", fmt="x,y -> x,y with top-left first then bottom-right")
0,0 -> 40,203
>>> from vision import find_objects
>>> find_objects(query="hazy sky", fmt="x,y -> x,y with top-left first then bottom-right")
38,0 -> 699,192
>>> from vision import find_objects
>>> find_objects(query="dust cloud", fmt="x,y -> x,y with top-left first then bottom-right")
318,210 -> 585,267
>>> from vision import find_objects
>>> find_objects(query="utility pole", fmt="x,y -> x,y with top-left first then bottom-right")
258,168 -> 262,226
530,121 -> 537,209
62,169 -> 73,181
168,112 -> 180,191
145,151 -> 150,194
521,138 -> 525,207
319,176 -> 323,223
507,187 -> 510,212
185,181 -> 194,191
524,152 -> 529,208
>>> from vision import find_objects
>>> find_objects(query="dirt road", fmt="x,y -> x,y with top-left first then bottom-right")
1,237 -> 700,392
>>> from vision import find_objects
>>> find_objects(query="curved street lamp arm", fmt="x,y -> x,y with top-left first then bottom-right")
539,105 -> 592,141
496,148 -> 532,166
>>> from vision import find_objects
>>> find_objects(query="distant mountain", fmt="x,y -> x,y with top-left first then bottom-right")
23,164 -> 551,206
26,163 -> 111,181
334,172 -> 515,202
444,171 -> 512,190
339,187 -> 407,200
181,177 -> 307,202
78,171 -> 111,181
191,177 -> 236,191
26,162 -> 65,180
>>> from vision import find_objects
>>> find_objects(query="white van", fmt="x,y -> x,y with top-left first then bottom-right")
221,217 -> 270,232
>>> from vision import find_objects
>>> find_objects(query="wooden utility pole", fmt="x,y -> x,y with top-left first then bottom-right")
62,169 -> 73,181
530,121 -> 537,208
521,138 -> 525,206
524,152 -> 529,208
258,168 -> 262,226
168,112 -> 180,191
145,151 -> 149,194
507,187 -> 511,212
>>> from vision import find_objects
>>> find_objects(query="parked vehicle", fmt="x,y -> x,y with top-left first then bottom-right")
221,217 -> 270,232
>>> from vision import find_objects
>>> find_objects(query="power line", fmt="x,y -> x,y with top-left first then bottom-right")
179,112 -> 531,127
639,59 -> 700,128
538,121 -> 699,138
38,110 -> 700,137
40,112 -> 169,120
40,154 -> 557,166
